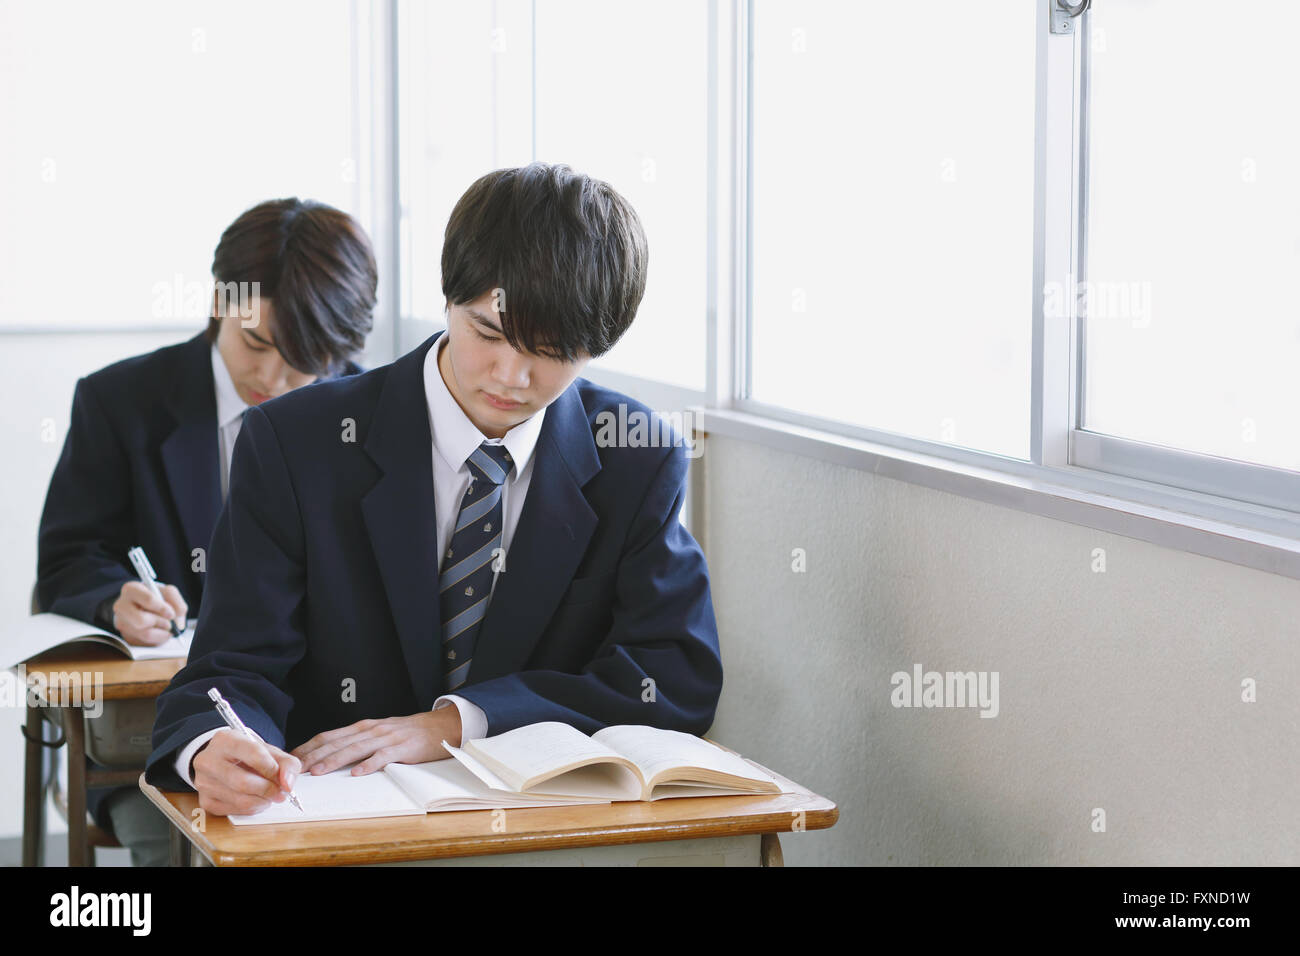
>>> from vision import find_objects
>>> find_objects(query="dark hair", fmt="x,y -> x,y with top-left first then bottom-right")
204,198 -> 377,376
441,163 -> 648,361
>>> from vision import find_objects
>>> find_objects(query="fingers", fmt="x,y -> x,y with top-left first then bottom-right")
271,749 -> 303,791
193,731 -> 292,817
115,581 -> 183,645
196,774 -> 279,817
206,730 -> 281,785
352,744 -> 404,776
125,623 -> 173,646
159,583 -> 188,625
292,718 -> 379,765
191,728 -> 313,816
225,732 -> 283,780
122,580 -> 172,618
305,731 -> 399,776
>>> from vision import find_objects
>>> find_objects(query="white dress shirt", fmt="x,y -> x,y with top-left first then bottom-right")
175,333 -> 546,785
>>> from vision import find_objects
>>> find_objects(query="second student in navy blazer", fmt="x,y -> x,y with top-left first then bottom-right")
37,198 -> 377,861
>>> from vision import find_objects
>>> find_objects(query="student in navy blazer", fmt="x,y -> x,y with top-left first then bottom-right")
36,198 -> 377,861
146,164 -> 724,816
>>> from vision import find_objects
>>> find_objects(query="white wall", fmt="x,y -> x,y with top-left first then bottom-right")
700,434 -> 1300,866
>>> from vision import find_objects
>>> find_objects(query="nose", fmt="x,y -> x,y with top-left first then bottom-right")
492,351 -> 531,393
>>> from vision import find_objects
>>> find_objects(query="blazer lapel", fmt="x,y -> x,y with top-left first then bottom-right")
160,334 -> 222,562
361,333 -> 444,711
468,379 -> 601,683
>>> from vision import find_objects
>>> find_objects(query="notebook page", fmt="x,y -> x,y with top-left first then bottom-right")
228,765 -> 423,825
592,725 -> 780,788
7,613 -> 196,665
464,721 -> 625,790
124,626 -> 194,661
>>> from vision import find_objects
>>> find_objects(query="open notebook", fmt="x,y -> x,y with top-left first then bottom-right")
230,721 -> 785,826
8,612 -> 195,666
230,751 -> 611,825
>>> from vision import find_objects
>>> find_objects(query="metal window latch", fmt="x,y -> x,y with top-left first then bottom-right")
1051,0 -> 1091,35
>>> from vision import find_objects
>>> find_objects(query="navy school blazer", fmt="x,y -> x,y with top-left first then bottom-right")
145,329 -> 723,791
35,331 -> 361,824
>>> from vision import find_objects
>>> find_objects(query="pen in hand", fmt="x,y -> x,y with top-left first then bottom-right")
127,546 -> 182,638
207,687 -> 304,813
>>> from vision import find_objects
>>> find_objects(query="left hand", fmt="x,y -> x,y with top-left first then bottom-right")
291,708 -> 464,776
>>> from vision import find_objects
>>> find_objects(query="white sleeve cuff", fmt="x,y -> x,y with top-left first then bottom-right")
433,695 -> 488,743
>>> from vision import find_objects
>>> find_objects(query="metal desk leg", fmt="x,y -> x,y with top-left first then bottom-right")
61,706 -> 88,867
21,701 -> 46,867
169,825 -> 189,867
760,832 -> 784,867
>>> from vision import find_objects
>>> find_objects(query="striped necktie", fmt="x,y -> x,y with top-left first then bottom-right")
439,442 -> 514,692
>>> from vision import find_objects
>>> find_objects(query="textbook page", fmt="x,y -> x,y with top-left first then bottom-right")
462,721 -> 630,791
385,758 -> 615,809
444,741 -> 640,801
592,725 -> 781,792
228,765 -> 423,825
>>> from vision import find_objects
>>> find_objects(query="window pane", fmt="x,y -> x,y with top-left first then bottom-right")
1083,1 -> 1300,473
750,1 -> 1036,459
0,0 -> 361,331
534,0 -> 707,391
397,0 -> 708,389
397,0 -> 534,339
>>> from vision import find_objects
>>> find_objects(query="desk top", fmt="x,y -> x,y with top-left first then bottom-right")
139,761 -> 838,866
15,645 -> 184,700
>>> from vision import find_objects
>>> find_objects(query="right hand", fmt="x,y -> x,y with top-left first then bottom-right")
192,729 -> 302,818
111,580 -> 187,646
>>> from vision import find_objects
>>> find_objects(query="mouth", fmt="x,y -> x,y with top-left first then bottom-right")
483,390 -> 524,410
247,389 -> 273,404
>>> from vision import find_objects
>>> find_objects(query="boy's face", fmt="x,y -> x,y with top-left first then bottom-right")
214,295 -> 317,405
440,291 -> 591,439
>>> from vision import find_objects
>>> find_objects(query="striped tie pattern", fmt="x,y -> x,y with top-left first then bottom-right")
439,442 -> 514,692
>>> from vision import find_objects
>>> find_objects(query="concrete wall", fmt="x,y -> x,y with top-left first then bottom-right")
699,433 -> 1299,865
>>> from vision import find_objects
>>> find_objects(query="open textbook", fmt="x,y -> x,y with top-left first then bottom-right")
229,721 -> 784,826
7,612 -> 195,666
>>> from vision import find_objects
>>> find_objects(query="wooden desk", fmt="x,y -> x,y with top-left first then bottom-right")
140,760 -> 838,867
16,646 -> 185,866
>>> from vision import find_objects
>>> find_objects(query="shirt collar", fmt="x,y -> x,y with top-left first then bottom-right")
211,343 -> 249,429
423,332 -> 546,477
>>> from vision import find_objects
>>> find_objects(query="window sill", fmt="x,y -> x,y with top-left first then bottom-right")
693,406 -> 1300,582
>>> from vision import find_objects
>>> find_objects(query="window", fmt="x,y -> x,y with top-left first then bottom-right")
748,0 -> 1038,460
1078,0 -> 1300,499
0,0 -> 367,334
397,0 -> 709,391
